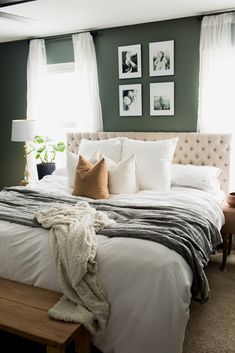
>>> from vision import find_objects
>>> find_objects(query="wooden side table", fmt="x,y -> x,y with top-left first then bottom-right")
220,205 -> 235,271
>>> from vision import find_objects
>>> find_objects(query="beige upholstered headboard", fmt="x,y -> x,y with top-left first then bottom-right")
67,132 -> 232,194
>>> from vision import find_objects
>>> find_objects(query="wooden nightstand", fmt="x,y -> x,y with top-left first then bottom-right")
220,206 -> 235,271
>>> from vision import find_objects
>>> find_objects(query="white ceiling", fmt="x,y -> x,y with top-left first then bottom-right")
0,0 -> 234,43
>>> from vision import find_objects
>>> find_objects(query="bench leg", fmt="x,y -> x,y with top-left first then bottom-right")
228,234 -> 233,256
220,233 -> 228,271
47,346 -> 65,353
74,326 -> 91,353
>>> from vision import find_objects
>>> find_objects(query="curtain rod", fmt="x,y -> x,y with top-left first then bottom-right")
29,30 -> 98,43
197,8 -> 235,20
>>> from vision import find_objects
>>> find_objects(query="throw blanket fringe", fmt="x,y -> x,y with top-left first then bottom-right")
35,201 -> 115,335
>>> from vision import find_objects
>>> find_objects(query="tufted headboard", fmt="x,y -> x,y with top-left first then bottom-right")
67,132 -> 232,194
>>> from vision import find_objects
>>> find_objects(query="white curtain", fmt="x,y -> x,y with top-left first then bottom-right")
27,39 -> 47,179
198,13 -> 235,190
72,32 -> 103,132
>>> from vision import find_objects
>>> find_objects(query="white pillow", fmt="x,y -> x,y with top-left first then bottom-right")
122,138 -> 178,192
79,138 -> 124,163
171,164 -> 221,192
66,150 -> 100,188
104,154 -> 139,194
52,167 -> 67,177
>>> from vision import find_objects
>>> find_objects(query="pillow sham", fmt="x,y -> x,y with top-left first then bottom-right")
73,155 -> 109,199
79,137 -> 124,163
122,138 -> 178,192
67,150 -> 100,188
104,154 -> 139,194
171,164 -> 221,192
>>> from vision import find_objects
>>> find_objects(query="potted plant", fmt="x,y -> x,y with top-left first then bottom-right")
28,135 -> 65,180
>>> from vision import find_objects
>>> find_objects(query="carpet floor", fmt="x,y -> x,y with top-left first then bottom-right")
0,252 -> 234,353
183,251 -> 235,353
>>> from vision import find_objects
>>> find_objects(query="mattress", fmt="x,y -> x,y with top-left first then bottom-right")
0,175 -> 225,353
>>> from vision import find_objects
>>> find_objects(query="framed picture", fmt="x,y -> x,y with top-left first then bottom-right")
118,44 -> 141,79
149,40 -> 174,76
119,84 -> 142,116
150,82 -> 174,116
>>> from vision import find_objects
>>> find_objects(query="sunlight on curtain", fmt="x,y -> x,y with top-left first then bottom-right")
198,13 -> 235,190
72,32 -> 103,132
27,39 -> 47,180
39,63 -> 78,138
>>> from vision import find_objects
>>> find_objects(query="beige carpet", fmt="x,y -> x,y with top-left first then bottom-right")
183,251 -> 235,353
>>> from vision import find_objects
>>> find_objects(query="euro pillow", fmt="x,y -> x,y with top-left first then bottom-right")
171,164 -> 221,192
73,155 -> 109,199
67,150 -> 100,188
79,137 -> 124,163
122,138 -> 178,192
104,154 -> 139,194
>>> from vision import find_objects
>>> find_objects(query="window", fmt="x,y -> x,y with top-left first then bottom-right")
38,62 -> 78,139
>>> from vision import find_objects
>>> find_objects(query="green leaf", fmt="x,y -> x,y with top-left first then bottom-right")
36,153 -> 40,159
36,146 -> 46,153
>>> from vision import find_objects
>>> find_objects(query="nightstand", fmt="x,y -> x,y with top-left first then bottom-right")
220,205 -> 235,271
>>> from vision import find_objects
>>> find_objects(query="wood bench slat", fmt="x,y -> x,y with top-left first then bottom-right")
0,277 -> 62,310
0,277 -> 89,352
0,297 -> 81,347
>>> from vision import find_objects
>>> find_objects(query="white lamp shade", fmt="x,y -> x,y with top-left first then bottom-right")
11,119 -> 37,142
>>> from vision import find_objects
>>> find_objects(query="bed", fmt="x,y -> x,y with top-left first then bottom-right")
0,131 -> 231,353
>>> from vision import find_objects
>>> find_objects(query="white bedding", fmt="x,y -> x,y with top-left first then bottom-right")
0,175 -> 225,353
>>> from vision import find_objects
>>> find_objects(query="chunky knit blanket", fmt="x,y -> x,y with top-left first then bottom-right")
35,201 -> 115,335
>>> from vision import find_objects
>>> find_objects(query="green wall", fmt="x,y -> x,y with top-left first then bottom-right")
95,16 -> 201,132
0,16 -> 201,188
0,41 -> 28,189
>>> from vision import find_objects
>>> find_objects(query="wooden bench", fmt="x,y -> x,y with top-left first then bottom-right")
0,277 -> 91,353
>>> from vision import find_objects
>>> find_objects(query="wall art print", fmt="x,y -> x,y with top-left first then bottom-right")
150,82 -> 174,116
119,84 -> 142,116
149,40 -> 174,76
118,44 -> 142,79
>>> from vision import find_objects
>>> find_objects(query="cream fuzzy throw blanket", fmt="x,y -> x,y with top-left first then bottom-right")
35,201 -> 115,335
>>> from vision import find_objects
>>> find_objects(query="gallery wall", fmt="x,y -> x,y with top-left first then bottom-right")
0,16 -> 201,188
95,16 -> 201,132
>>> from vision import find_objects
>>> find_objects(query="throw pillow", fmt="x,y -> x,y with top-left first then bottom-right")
122,137 -> 178,192
73,155 -> 109,199
79,137 -> 125,163
67,150 -> 100,188
104,154 -> 139,194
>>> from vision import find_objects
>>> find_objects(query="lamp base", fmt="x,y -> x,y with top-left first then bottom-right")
19,179 -> 29,186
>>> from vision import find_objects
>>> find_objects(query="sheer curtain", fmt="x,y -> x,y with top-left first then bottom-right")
72,32 -> 103,132
27,39 -> 47,179
198,13 -> 235,190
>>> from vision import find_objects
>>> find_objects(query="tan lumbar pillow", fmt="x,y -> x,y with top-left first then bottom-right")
72,155 -> 109,199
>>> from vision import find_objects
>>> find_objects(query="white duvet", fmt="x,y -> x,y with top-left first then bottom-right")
0,175 -> 225,353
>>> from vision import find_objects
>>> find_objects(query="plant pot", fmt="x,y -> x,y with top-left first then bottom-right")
37,163 -> 55,180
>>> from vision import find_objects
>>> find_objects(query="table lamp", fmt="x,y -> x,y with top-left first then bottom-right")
11,119 -> 37,185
